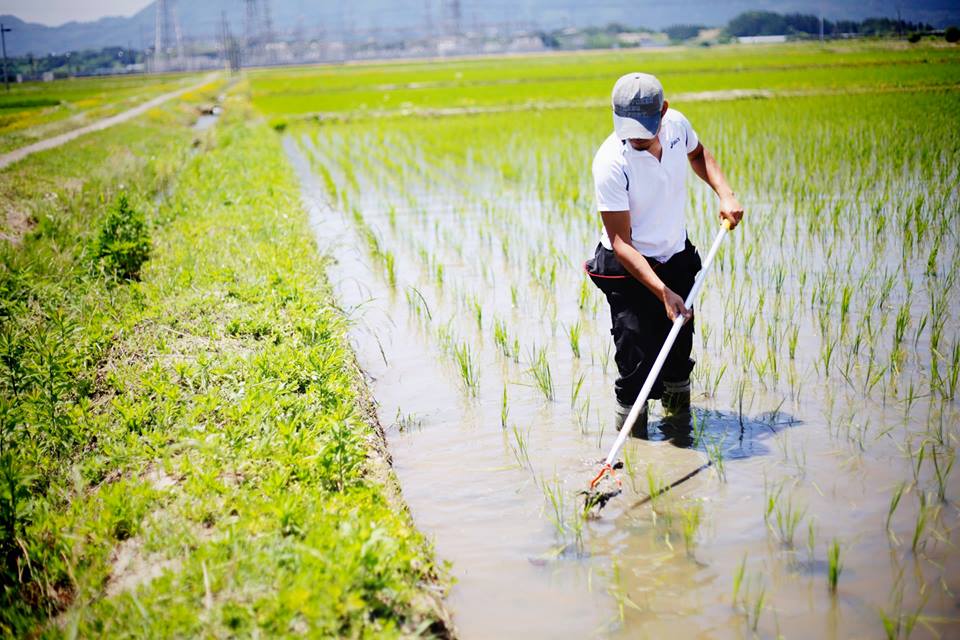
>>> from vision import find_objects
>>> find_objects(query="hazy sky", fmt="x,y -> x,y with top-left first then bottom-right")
1,0 -> 152,26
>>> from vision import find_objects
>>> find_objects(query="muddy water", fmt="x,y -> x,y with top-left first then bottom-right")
284,137 -> 960,639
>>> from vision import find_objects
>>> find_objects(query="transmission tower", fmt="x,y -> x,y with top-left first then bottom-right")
154,0 -> 184,71
220,11 -> 242,72
263,0 -> 274,43
441,0 -> 462,35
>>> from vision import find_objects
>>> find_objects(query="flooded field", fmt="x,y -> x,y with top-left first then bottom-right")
274,49 -> 960,638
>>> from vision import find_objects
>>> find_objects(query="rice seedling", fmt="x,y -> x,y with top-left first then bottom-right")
527,345 -> 555,401
405,286 -> 432,320
909,491 -> 940,554
680,501 -> 704,557
501,384 -> 509,429
931,446 -> 954,502
394,409 -> 423,432
886,481 -> 906,532
383,250 -> 397,288
806,518 -> 817,564
750,583 -> 766,633
607,560 -> 643,623
774,495 -> 806,547
827,538 -> 843,594
511,426 -> 533,471
453,341 -> 480,397
567,321 -> 582,359
731,554 -> 747,608
492,317 -> 512,358
471,296 -> 483,331
763,478 -> 784,527
706,438 -> 727,481
879,580 -> 928,640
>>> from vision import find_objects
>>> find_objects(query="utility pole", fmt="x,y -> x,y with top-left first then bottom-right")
1,24 -> 11,92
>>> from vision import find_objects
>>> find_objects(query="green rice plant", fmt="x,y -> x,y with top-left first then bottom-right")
911,491 -> 929,553
880,580 -> 928,640
575,398 -> 590,436
382,250 -> 397,288
557,354 -> 579,398
511,426 -> 533,470
774,495 -> 806,547
806,518 -> 817,563
827,538 -> 843,594
750,582 -> 766,632
706,437 -> 726,482
527,345 -> 554,401
886,481 -> 906,532
500,384 -> 509,429
393,409 -> 422,432
471,296 -> 483,331
600,342 -> 612,375
566,321 -> 582,359
645,464 -> 669,513
542,477 -> 567,539
453,341 -> 480,396
578,279 -> 590,310
931,446 -> 954,503
680,500 -> 703,556
947,338 -> 960,400
405,286 -> 432,320
893,301 -> 910,355
607,560 -> 643,623
731,554 -> 747,608
510,284 -> 519,307
492,317 -> 512,359
763,478 -> 781,526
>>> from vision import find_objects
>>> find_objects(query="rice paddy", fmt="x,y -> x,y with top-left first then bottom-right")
269,40 -> 960,638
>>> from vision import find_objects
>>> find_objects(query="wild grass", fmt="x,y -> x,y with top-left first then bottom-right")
0,100 -> 449,635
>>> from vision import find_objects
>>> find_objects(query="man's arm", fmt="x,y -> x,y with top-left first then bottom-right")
687,143 -> 743,229
601,211 -> 692,321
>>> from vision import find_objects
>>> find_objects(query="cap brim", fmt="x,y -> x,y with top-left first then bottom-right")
613,112 -> 660,140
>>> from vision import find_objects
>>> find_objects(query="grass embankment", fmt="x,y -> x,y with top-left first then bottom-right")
0,88 -> 450,636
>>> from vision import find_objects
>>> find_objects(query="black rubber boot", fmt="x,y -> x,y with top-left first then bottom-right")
615,400 -> 648,439
661,379 -> 692,446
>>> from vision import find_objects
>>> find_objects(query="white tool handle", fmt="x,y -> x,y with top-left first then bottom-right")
601,220 -> 732,468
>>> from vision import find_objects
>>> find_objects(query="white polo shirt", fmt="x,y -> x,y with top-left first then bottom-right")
593,108 -> 700,262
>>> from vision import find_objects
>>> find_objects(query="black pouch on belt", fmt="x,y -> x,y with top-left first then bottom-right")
583,242 -> 659,296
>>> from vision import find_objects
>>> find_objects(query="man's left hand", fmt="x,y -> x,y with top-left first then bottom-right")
719,195 -> 744,229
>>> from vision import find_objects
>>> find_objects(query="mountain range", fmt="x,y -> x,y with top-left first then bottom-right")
3,0 -> 959,56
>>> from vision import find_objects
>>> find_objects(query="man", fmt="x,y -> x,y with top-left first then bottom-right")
585,72 -> 743,441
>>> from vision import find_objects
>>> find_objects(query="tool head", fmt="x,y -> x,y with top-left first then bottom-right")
582,461 -> 624,516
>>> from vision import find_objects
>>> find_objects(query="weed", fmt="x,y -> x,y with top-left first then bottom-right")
93,193 -> 151,280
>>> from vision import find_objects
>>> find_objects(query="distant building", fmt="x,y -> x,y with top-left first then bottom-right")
738,35 -> 788,44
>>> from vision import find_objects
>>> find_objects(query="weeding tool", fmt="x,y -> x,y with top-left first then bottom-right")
585,218 -> 735,510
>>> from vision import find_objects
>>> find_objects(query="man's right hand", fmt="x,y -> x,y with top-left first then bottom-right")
662,287 -> 692,322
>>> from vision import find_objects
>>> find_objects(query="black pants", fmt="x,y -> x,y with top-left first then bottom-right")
585,239 -> 702,406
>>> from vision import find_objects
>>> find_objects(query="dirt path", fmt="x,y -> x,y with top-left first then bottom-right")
0,74 -> 219,171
